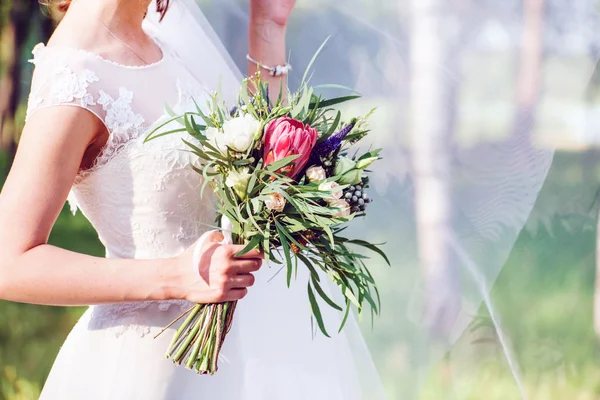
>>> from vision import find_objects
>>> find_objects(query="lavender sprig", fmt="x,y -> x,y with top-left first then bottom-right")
307,119 -> 357,168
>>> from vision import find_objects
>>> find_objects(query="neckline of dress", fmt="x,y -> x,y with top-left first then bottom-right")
33,34 -> 167,70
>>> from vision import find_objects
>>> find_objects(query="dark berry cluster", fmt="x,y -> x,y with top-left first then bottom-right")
343,177 -> 372,214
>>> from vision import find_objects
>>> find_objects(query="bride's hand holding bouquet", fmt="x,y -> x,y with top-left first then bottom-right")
171,232 -> 262,305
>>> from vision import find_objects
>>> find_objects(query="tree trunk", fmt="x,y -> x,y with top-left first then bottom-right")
0,1 -> 33,163
513,0 -> 545,140
410,0 -> 458,337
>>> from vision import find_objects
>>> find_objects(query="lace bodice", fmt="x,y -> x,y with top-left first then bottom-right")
26,34 -> 221,332
27,37 -> 218,257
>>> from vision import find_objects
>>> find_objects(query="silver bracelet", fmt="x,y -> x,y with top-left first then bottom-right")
246,54 -> 292,77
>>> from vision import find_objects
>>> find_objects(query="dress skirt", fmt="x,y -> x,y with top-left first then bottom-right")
39,261 -> 387,400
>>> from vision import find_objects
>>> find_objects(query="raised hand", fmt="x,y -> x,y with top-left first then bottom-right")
249,0 -> 297,26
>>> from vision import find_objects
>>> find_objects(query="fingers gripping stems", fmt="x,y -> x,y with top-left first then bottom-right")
192,216 -> 234,278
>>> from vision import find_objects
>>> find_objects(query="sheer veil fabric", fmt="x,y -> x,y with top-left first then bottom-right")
177,0 -> 599,399
161,1 -> 600,398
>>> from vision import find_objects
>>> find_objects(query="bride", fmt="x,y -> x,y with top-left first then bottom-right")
0,0 -> 385,399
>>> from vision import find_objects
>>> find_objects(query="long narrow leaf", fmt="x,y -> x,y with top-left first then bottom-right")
264,154 -> 301,173
301,37 -> 331,86
309,95 -> 361,110
313,84 -> 361,95
234,235 -> 261,258
338,299 -> 352,333
263,220 -> 271,263
145,127 -> 188,143
181,138 -> 203,154
245,202 -> 265,236
311,274 -> 343,312
307,283 -> 330,337
347,239 -> 390,266
325,110 -> 342,138
275,223 -> 293,287
145,114 -> 188,142
274,218 -> 307,252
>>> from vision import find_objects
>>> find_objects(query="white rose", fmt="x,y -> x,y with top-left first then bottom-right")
222,114 -> 261,153
225,168 -> 252,200
306,166 -> 327,183
265,192 -> 286,212
205,126 -> 228,155
318,181 -> 343,203
330,199 -> 351,218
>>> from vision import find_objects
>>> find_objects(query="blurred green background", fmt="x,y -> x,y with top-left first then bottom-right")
2,0 -> 600,399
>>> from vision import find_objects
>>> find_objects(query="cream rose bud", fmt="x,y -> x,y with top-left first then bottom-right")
331,199 -> 351,218
265,193 -> 286,212
222,114 -> 261,152
318,181 -> 343,203
225,168 -> 252,200
205,126 -> 227,155
306,166 -> 327,183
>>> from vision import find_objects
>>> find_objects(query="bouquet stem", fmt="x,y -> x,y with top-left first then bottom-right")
157,301 -> 237,375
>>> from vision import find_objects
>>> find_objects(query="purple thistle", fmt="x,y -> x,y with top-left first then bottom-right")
308,119 -> 357,166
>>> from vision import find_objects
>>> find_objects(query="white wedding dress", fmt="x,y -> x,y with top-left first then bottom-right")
25,4 -> 386,400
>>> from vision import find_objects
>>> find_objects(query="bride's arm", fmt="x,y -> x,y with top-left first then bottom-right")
0,108 -> 260,306
248,0 -> 296,97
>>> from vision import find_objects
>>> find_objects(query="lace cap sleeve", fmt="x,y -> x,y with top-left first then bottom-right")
25,43 -> 105,124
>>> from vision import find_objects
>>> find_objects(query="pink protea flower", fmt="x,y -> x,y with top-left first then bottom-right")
263,117 -> 318,178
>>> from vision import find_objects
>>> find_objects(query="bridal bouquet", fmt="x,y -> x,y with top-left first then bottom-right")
147,45 -> 389,374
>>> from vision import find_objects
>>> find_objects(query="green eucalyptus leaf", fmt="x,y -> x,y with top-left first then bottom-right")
164,102 -> 179,118
234,235 -> 261,257
189,115 -> 206,134
338,299 -> 352,333
275,223 -> 293,287
263,220 -> 271,263
309,95 -> 360,110
311,274 -> 343,312
325,111 -> 342,138
301,37 -> 331,86
313,84 -> 361,95
233,159 -> 254,167
181,138 -> 203,154
347,239 -> 390,266
274,218 -> 307,251
191,98 -> 216,128
307,283 -> 330,338
245,202 -> 265,236
145,127 -> 188,143
184,114 -> 196,135
264,154 -> 301,173
145,114 -> 187,142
